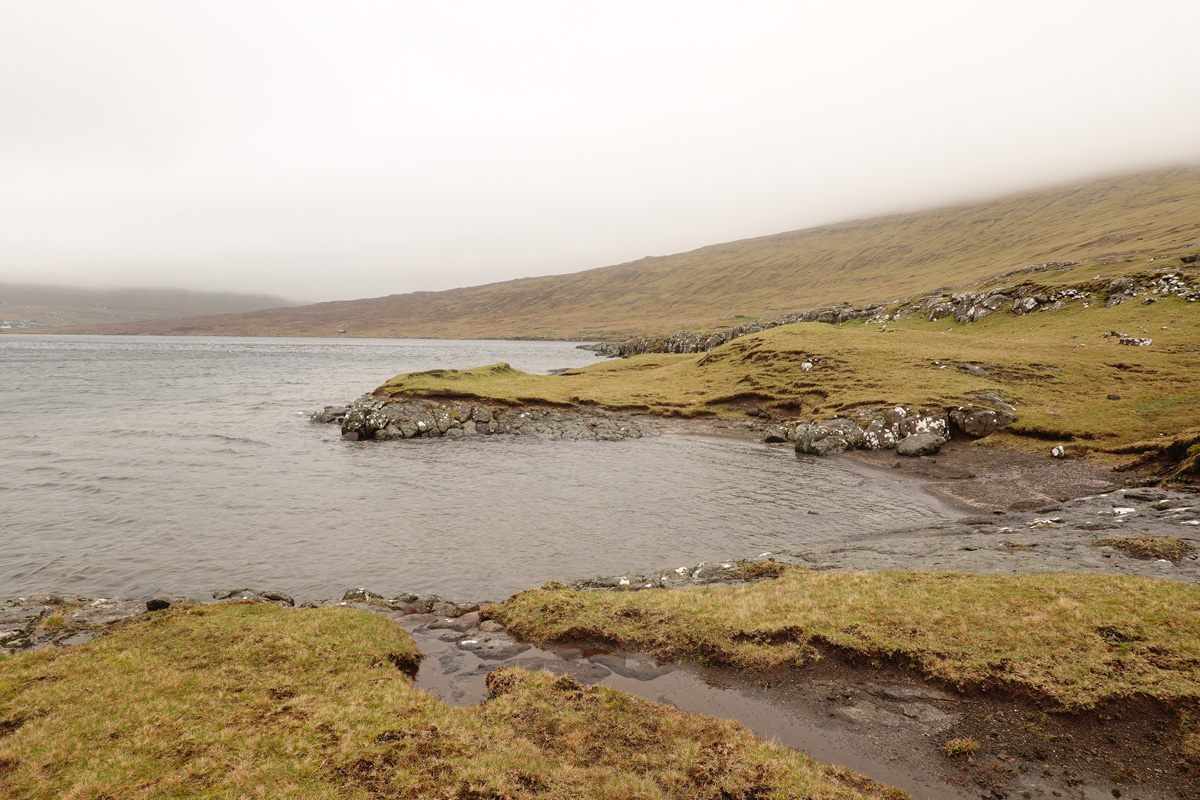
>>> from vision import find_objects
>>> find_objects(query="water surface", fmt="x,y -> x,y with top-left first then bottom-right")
1,335 -> 955,601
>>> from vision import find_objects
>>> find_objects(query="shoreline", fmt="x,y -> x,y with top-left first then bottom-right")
5,474 -> 1197,654
5,440 -> 1198,798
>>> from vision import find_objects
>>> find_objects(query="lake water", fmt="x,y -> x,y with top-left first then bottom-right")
1,335 -> 955,602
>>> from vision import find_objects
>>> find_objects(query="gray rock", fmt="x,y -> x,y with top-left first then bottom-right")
896,433 -> 945,457
1106,277 -> 1136,297
0,603 -> 49,627
1012,297 -> 1039,315
212,588 -> 294,606
950,407 -> 1017,437
64,598 -> 146,627
429,611 -> 482,632
258,589 -> 295,606
863,418 -> 897,450
927,302 -> 955,321
589,653 -> 677,681
957,364 -> 988,377
821,418 -> 866,449
310,406 -> 349,424
899,411 -> 950,440
457,634 -> 531,660
792,424 -> 850,456
342,588 -> 386,604
762,426 -> 789,443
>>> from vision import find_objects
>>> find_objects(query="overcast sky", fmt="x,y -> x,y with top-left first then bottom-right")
3,1 -> 1198,303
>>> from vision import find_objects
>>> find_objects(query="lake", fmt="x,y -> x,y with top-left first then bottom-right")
0,335 -> 955,602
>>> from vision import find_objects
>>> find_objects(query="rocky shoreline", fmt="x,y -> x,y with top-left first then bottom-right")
5,480 -> 1196,658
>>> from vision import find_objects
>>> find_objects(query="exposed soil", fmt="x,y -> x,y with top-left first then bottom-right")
747,647 -> 1199,800
845,437 -> 1124,513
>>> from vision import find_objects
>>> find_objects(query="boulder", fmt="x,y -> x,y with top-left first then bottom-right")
342,588 -> 386,604
793,425 -> 850,456
1012,297 -> 1039,315
899,411 -> 951,440
863,418 -> 898,450
971,393 -> 1016,413
212,588 -> 295,607
1106,277 -> 1135,297
927,302 -> 955,322
762,426 -> 789,444
949,408 -> 1017,437
896,433 -> 945,457
820,418 -> 866,449
64,598 -> 147,626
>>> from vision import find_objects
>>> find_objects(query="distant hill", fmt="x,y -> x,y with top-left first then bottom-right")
53,165 -> 1200,340
0,285 -> 299,330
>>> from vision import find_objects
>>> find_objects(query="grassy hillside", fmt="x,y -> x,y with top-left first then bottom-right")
58,165 -> 1200,339
0,284 -> 298,330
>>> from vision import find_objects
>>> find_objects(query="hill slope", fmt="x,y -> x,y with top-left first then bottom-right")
0,284 -> 298,330
59,166 -> 1200,339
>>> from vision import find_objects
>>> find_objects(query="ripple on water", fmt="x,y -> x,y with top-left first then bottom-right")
0,336 -> 958,601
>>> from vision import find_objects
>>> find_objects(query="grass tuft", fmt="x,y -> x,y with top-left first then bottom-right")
943,737 -> 980,757
1092,536 -> 1191,561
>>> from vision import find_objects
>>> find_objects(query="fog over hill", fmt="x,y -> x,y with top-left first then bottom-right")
50,166 -> 1200,340
0,284 -> 299,330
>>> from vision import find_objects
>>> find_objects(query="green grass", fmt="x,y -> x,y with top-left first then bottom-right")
375,283 -> 1199,457
491,570 -> 1200,713
0,602 -> 900,799
57,165 -> 1200,339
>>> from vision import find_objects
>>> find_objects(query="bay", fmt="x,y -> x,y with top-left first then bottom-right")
0,335 -> 954,602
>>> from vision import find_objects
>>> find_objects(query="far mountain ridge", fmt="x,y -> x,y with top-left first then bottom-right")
47,165 -> 1200,340
1,284 -> 300,331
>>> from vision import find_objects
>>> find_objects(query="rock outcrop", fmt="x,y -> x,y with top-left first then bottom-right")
322,396 -> 662,442
786,395 -> 1019,457
583,266 -> 1198,359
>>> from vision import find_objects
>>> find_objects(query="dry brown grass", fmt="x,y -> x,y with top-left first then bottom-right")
0,602 -> 901,799
1092,536 -> 1192,561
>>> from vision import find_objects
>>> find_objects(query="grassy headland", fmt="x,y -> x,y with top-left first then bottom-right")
0,602 -> 901,799
374,263 -> 1199,466
54,166 -> 1200,339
